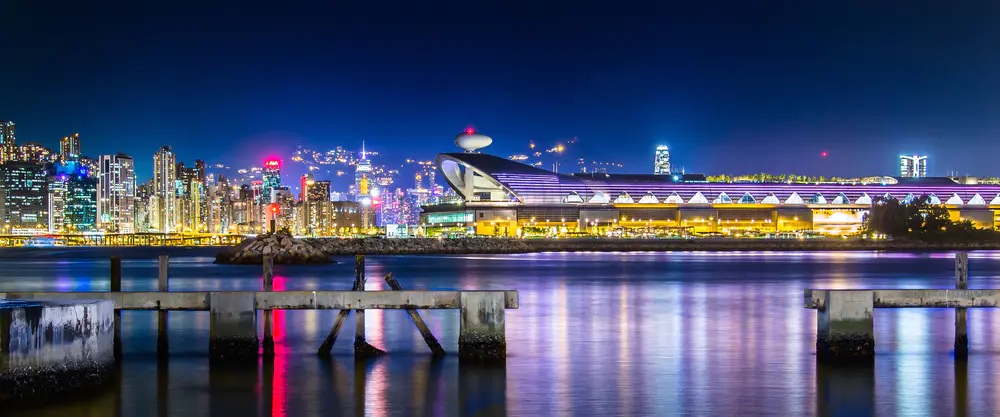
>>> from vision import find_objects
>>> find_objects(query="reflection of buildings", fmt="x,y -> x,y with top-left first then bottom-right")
900,155 -> 928,178
424,152 -> 1000,236
97,153 -> 135,233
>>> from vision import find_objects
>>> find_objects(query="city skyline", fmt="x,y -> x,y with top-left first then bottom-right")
3,2 -> 999,177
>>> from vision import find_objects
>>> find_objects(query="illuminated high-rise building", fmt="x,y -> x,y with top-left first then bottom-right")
654,145 -> 671,175
261,158 -> 281,204
299,174 -> 314,201
60,133 -> 81,161
0,121 -> 17,163
97,153 -> 135,233
153,146 -> 177,232
48,163 -> 97,233
0,161 -> 48,233
354,142 -> 372,199
176,160 -> 207,232
900,155 -> 928,178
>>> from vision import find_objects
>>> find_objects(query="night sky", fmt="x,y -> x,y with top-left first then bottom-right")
2,1 -> 998,180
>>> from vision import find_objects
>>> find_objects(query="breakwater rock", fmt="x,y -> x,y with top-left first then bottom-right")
214,233 -> 332,265
217,236 -> 1000,263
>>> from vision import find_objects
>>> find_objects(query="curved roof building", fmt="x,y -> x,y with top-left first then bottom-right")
437,152 -> 1000,207
428,152 -> 1000,236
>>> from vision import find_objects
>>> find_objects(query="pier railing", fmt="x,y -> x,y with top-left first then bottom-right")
0,255 -> 518,362
804,253 -> 978,362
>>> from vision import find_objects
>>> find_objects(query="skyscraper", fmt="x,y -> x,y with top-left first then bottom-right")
60,133 -> 81,161
654,145 -> 671,175
0,161 -> 48,232
261,158 -> 281,204
899,155 -> 928,178
0,120 -> 16,163
354,142 -> 372,200
97,153 -> 135,233
153,146 -> 177,232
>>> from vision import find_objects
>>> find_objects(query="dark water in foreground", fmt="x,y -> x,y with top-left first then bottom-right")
4,251 -> 1000,416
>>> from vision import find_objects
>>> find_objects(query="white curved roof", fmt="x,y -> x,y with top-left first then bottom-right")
664,192 -> 684,204
638,192 -> 659,204
589,191 -> 610,204
689,192 -> 709,204
713,192 -> 733,204
614,192 -> 634,204
761,193 -> 780,204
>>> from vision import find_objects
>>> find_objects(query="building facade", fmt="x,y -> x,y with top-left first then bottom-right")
153,146 -> 177,232
60,133 -> 81,161
0,161 -> 48,233
423,152 -> 1000,237
0,121 -> 16,163
654,145 -> 671,175
97,153 -> 136,233
900,155 -> 928,178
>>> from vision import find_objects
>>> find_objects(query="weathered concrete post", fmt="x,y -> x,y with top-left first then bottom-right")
110,256 -> 122,362
262,255 -> 275,357
353,255 -> 384,357
955,253 -> 969,358
157,254 -> 169,358
0,299 -> 116,404
384,272 -> 446,356
459,291 -> 506,361
209,292 -> 258,363
816,290 -> 874,362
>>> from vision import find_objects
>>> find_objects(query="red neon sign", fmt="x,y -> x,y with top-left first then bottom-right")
264,159 -> 281,168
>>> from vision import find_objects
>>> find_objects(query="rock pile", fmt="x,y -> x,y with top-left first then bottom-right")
214,233 -> 332,264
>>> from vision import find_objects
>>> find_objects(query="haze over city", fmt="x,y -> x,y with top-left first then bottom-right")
3,1 -> 999,178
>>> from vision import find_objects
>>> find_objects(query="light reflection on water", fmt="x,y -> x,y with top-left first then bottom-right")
2,251 -> 1000,416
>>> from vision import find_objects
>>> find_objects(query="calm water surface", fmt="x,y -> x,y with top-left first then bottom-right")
3,250 -> 1000,416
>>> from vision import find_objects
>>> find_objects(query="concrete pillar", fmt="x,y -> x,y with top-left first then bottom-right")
955,253 -> 969,358
209,292 -> 258,363
157,254 -> 169,358
459,292 -> 506,361
817,290 -> 874,362
0,299 -> 116,403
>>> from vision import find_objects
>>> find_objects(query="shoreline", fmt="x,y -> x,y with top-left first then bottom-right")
3,239 -> 1000,259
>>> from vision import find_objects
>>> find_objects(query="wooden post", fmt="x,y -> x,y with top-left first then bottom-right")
353,255 -> 383,357
384,273 -> 445,356
956,253 -> 969,358
111,256 -> 122,362
157,254 -> 169,358
262,255 -> 275,357
317,264 -> 359,356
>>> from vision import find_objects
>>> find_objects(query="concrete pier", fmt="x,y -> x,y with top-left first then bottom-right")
208,292 -> 258,363
459,292 -> 506,361
0,299 -> 115,404
816,290 -> 874,362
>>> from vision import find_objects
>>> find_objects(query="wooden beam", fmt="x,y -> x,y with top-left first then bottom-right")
384,273 -> 445,356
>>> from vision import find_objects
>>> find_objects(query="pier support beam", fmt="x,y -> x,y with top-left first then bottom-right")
352,255 -> 384,358
110,257 -> 122,362
459,292 -> 506,361
157,254 -> 169,358
209,292 -> 258,363
817,290 -> 874,362
955,253 -> 969,358
262,255 -> 275,357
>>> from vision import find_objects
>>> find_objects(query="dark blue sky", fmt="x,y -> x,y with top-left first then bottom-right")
2,1 -> 998,180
